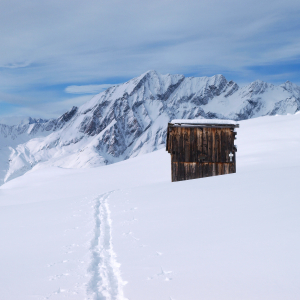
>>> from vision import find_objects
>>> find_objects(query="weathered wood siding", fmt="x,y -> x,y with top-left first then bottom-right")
166,126 -> 237,182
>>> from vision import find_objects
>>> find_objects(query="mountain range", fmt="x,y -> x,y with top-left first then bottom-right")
1,70 -> 300,184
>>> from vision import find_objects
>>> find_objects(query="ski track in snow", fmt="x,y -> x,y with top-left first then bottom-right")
87,191 -> 127,300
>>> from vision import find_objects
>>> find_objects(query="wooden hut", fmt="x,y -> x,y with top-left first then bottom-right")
166,119 -> 239,182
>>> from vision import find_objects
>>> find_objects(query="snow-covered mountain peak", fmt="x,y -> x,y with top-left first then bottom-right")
280,80 -> 300,96
244,79 -> 274,95
1,70 -> 300,184
0,116 -> 50,127
27,117 -> 50,125
209,73 -> 227,85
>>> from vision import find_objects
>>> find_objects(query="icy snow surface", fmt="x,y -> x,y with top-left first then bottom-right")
1,113 -> 300,299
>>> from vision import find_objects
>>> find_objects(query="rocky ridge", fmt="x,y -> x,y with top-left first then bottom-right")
1,70 -> 299,183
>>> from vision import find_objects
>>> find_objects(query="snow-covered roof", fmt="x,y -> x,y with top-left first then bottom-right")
170,119 -> 239,127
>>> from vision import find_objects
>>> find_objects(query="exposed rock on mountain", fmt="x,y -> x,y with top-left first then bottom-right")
1,70 -> 300,183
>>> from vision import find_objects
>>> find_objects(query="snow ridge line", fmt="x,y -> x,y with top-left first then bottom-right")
87,191 -> 127,300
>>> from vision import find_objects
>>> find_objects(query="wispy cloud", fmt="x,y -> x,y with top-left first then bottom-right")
0,0 -> 299,118
0,61 -> 32,69
65,84 -> 115,94
0,94 -> 93,119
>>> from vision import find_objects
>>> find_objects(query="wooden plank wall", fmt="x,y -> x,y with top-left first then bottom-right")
171,162 -> 234,182
167,126 -> 236,181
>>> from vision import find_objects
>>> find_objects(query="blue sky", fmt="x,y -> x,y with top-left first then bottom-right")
0,0 -> 300,120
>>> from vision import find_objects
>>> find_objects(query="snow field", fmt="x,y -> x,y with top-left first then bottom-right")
0,112 -> 300,299
0,149 -> 170,300
110,167 -> 300,300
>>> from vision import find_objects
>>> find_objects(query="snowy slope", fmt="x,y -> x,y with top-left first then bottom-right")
2,70 -> 300,184
0,118 -> 54,185
1,113 -> 300,300
0,107 -> 79,184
